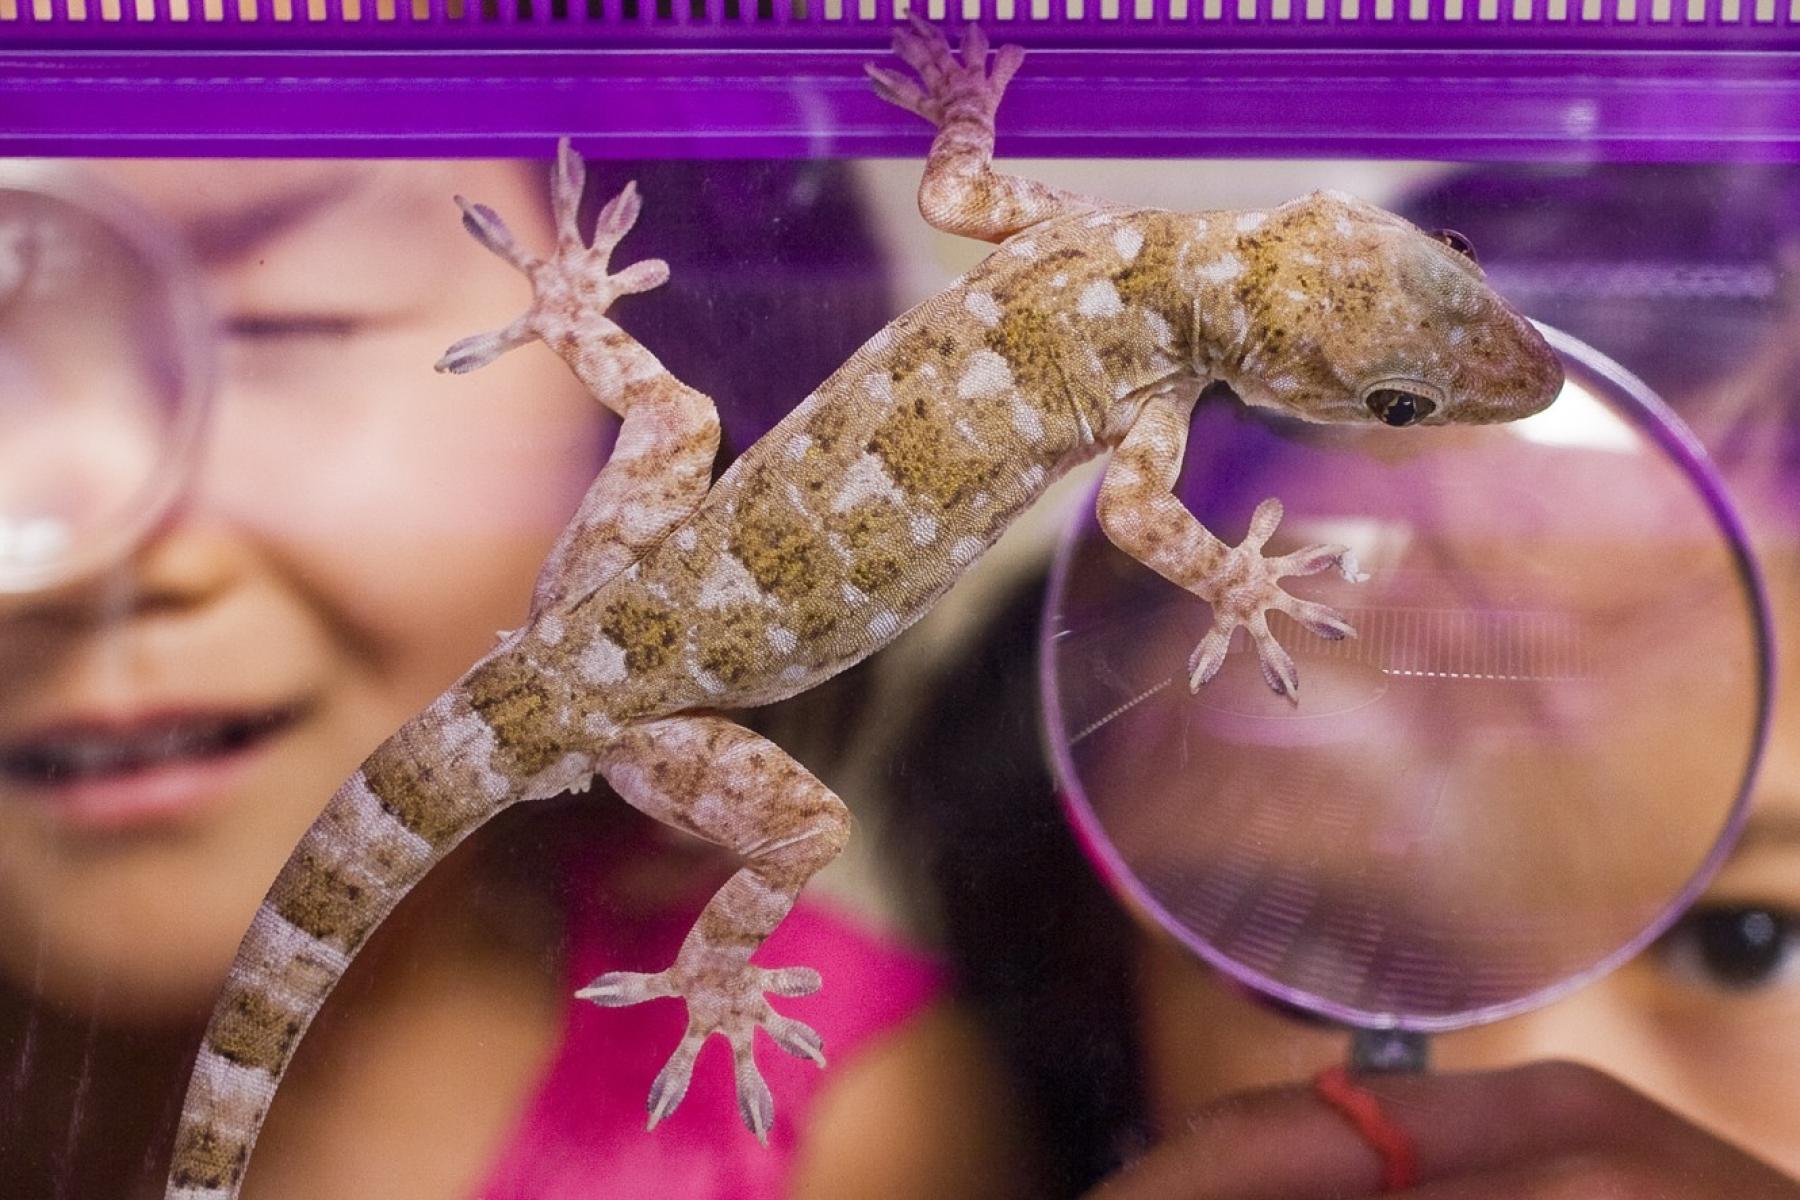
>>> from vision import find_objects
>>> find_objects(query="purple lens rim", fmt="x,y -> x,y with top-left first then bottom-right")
1037,322 -> 1776,1034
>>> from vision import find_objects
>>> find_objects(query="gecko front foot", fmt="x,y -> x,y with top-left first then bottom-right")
577,958 -> 826,1143
435,139 -> 668,375
864,16 -> 1023,129
1189,498 -> 1366,702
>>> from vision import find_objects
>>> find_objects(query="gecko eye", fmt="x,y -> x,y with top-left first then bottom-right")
1365,388 -> 1437,427
1431,229 -> 1478,263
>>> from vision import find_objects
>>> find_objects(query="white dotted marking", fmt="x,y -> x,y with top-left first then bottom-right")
956,349 -> 1015,399
867,611 -> 902,641
861,370 -> 894,404
1077,279 -> 1125,318
1113,227 -> 1144,261
698,552 -> 768,609
577,636 -> 630,685
963,292 -> 1004,327
1012,400 -> 1046,442
832,451 -> 906,513
1143,310 -> 1174,347
1196,254 -> 1245,284
951,536 -> 985,566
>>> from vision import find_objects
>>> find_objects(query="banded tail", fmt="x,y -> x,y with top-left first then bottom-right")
165,683 -> 541,1200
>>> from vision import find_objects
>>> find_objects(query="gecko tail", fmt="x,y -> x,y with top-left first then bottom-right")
164,689 -> 524,1200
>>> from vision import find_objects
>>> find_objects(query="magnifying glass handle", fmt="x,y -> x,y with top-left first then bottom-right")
1319,1031 -> 1428,1192
1348,1027 -> 1431,1073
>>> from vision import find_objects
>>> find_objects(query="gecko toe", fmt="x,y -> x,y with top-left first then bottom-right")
552,138 -> 587,250
1280,596 -> 1357,642
577,968 -> 673,1007
865,63 -> 929,116
610,257 -> 671,297
731,1036 -> 776,1146
765,1013 -> 827,1067
1187,623 -> 1234,691
434,318 -> 533,374
1249,615 -> 1300,702
1270,542 -> 1353,579
990,42 -> 1026,90
455,196 -> 539,272
593,179 -> 645,253
960,22 -> 989,65
757,965 -> 823,997
645,1030 -> 704,1131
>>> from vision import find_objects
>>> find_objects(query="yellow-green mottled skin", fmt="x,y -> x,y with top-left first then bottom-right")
166,21 -> 1561,1200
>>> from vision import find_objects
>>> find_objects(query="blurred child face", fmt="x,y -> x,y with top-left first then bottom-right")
0,160 -> 605,1021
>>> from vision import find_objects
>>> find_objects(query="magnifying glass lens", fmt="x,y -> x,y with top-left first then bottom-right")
0,181 -> 207,593
1042,328 -> 1770,1033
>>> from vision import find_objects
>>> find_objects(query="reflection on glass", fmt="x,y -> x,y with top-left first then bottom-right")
0,171 -> 208,592
1043,328 -> 1769,1031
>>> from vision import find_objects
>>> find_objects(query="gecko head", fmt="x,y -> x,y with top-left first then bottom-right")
1217,191 -> 1563,429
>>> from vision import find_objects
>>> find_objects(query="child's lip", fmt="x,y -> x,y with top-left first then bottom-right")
0,700 -> 311,832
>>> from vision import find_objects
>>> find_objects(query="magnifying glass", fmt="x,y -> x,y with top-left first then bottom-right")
1040,326 -> 1773,1071
0,164 -> 211,594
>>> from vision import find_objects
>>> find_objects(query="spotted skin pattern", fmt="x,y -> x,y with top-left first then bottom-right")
164,21 -> 1562,1198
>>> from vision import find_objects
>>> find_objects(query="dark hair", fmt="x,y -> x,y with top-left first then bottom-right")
883,573 -> 1151,1194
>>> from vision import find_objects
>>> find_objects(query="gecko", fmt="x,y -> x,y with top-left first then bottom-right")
163,19 -> 1562,1198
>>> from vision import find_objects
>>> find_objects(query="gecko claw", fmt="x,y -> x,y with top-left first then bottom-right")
439,146 -> 670,378
733,1038 -> 776,1145
1187,495 -> 1363,700
455,196 -> 537,272
576,969 -> 674,1006
581,957 -> 825,1141
593,178 -> 645,249
434,317 -> 533,374
864,62 -> 928,117
765,1013 -> 827,1066
1279,596 -> 1357,642
645,1030 -> 704,1131
1187,623 -> 1234,691
758,965 -> 823,997
552,138 -> 588,251
1249,615 -> 1300,702
872,16 -> 1024,127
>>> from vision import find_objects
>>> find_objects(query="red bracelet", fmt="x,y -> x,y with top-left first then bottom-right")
1313,1065 -> 1420,1192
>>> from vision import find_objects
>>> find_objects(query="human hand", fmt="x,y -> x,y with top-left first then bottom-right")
1088,1060 -> 1800,1199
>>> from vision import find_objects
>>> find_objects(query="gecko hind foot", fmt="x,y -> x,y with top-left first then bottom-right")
864,17 -> 1023,128
435,139 -> 669,375
1188,497 -> 1365,702
577,960 -> 826,1143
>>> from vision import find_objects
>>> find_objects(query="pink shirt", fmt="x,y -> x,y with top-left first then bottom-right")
476,847 -> 942,1200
